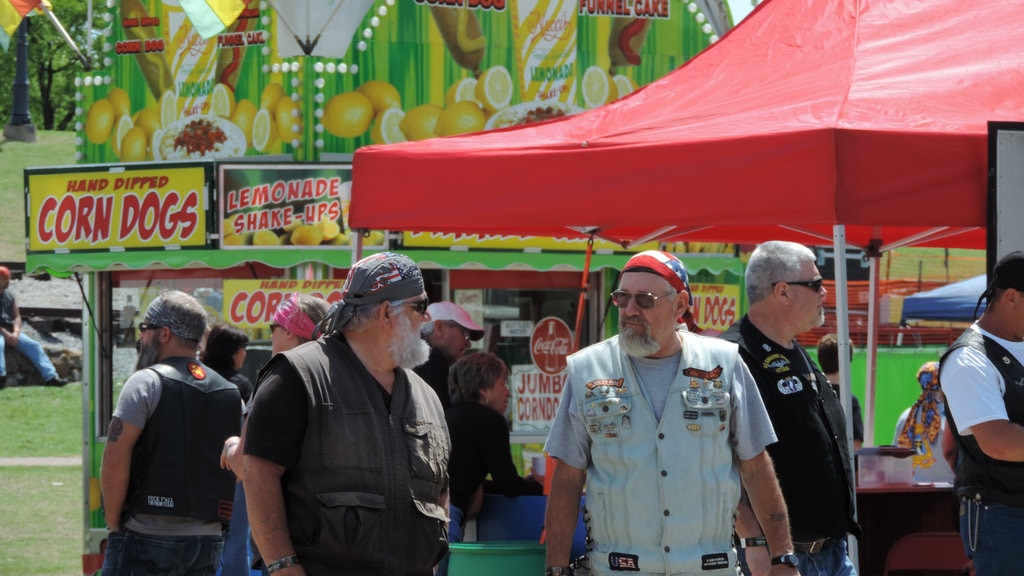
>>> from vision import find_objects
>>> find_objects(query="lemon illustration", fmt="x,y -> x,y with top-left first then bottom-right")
85,98 -> 115,144
252,108 -> 278,152
211,83 -> 235,118
230,99 -> 257,149
319,219 -> 343,242
274,97 -> 302,144
112,115 -> 134,158
261,82 -> 285,112
581,66 -> 613,109
356,80 -> 402,116
612,74 -> 636,100
252,229 -> 281,246
322,92 -> 374,138
475,65 -> 513,113
436,101 -> 486,137
133,108 -> 162,141
446,78 -> 479,107
290,224 -> 324,246
160,89 -> 178,129
399,103 -> 443,141
370,107 -> 407,145
327,232 -> 350,246
120,126 -> 149,162
107,87 -> 132,120
222,233 -> 246,246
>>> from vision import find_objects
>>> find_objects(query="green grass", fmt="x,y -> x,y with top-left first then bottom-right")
0,383 -> 81,576
0,131 -> 77,262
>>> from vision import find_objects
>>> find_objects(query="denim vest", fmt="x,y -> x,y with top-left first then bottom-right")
568,334 -> 740,576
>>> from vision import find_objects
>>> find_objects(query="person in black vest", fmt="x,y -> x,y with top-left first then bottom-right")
244,252 -> 451,576
940,251 -> 1024,576
100,290 -> 242,576
721,241 -> 859,576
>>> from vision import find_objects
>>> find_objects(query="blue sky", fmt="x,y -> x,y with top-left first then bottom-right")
727,0 -> 757,24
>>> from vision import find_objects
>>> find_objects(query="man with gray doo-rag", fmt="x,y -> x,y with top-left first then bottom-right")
101,290 -> 242,576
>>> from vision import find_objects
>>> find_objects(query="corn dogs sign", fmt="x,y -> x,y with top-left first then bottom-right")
27,165 -> 210,252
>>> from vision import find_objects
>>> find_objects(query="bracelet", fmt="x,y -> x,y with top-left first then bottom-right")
266,555 -> 300,573
545,567 -> 574,576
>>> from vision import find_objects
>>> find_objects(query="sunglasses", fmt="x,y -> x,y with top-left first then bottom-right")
138,322 -> 162,332
610,290 -> 676,310
773,277 -> 824,292
397,298 -> 430,315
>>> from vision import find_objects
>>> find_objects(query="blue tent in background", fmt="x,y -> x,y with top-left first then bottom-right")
901,275 -> 986,323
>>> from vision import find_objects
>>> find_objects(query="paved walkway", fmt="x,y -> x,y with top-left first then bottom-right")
0,456 -> 81,466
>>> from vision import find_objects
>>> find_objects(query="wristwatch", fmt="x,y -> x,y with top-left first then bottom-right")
770,553 -> 800,568
544,567 -> 575,576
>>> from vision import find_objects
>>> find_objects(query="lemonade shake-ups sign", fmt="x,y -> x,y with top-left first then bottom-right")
223,279 -> 345,330
27,165 -> 209,252
219,164 -> 351,248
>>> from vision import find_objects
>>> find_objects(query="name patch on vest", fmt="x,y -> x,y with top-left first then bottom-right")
701,553 -> 729,570
608,552 -> 640,571
777,375 -> 803,394
147,495 -> 175,508
682,365 -> 723,380
586,378 -> 625,390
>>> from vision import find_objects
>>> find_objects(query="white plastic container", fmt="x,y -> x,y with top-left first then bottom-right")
856,446 -> 914,487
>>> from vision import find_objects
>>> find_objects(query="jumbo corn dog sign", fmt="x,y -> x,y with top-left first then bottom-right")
26,164 -> 210,252
75,0 -> 720,165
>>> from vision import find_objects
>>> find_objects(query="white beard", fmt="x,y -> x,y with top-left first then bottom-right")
390,313 -> 431,369
618,317 -> 661,358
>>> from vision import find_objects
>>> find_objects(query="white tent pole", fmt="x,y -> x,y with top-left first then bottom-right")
833,224 -> 858,573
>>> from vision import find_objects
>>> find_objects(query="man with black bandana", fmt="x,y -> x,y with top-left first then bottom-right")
244,252 -> 451,576
722,241 -> 859,576
100,290 -> 242,576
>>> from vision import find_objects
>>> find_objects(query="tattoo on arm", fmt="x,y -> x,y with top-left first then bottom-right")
108,418 -> 124,442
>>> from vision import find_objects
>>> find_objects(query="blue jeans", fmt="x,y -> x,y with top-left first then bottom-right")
103,529 -> 224,576
960,497 -> 1024,576
218,482 -> 251,576
739,537 -> 856,576
0,333 -> 58,381
434,504 -> 464,576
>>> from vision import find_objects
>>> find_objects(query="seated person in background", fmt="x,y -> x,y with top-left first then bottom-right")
817,333 -> 865,449
893,361 -> 955,484
440,352 -> 543,572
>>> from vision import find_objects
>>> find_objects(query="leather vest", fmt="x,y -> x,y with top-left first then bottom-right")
941,329 -> 1024,507
568,334 -> 741,576
277,335 -> 450,575
721,317 -> 859,540
124,357 -> 241,524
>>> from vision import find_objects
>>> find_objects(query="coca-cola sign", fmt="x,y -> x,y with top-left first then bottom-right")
530,316 -> 573,375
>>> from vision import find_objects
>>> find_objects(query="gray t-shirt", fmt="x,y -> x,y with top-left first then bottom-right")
545,342 -> 776,470
113,366 -> 223,536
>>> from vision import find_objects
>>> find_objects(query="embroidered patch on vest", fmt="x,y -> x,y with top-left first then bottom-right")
777,375 -> 803,394
684,409 -> 699,419
682,365 -> 723,380
763,353 -> 790,373
188,362 -> 206,380
586,378 -> 625,390
701,553 -> 730,570
608,552 -> 640,571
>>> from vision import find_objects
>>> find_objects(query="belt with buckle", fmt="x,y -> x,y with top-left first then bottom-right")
793,538 -> 830,554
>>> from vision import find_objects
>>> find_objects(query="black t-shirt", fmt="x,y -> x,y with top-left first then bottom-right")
414,347 -> 452,408
245,359 -> 309,470
445,402 -> 543,514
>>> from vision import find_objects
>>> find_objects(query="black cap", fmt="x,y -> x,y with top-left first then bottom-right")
991,251 -> 1024,291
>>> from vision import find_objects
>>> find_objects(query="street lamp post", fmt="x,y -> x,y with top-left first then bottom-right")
4,18 -> 37,143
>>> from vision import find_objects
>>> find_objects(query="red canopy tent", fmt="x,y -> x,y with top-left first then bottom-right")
350,0 -> 1021,449
349,0 -> 1024,251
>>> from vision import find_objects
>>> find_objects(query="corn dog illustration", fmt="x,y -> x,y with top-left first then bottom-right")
430,6 -> 486,75
608,17 -> 650,68
121,0 -> 173,99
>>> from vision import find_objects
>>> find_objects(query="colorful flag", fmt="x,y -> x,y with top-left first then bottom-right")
0,0 -> 42,51
180,0 -> 246,39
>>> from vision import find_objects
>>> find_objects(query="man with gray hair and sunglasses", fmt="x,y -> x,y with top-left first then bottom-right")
100,290 -> 242,576
722,241 -> 859,576
244,252 -> 451,576
544,250 -> 798,576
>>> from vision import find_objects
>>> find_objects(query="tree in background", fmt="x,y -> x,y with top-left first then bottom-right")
0,2 -> 94,131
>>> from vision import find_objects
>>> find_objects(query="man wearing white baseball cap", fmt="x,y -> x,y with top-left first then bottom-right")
416,302 -> 485,408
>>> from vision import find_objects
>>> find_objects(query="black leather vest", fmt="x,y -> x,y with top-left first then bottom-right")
124,357 -> 241,524
722,317 -> 860,539
275,334 -> 451,575
941,329 -> 1024,507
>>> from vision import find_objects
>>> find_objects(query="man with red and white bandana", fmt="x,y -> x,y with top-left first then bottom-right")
100,290 -> 242,576
544,250 -> 798,576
